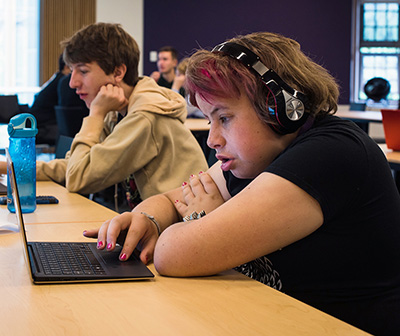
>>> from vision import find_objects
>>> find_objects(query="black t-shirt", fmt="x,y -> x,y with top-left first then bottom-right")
157,75 -> 185,97
224,115 -> 400,335
57,73 -> 88,109
30,72 -> 65,145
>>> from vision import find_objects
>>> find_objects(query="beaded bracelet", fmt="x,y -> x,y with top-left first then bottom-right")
183,210 -> 206,222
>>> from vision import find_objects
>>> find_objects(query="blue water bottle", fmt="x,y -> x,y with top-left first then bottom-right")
7,113 -> 38,213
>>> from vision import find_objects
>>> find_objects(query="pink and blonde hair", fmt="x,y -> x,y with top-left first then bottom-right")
185,32 -> 339,125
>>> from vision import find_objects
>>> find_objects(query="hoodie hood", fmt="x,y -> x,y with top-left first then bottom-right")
128,76 -> 187,123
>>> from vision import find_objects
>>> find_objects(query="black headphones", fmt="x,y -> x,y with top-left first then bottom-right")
212,42 -> 310,134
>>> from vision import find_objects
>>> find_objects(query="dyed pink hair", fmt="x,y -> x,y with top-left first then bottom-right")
185,52 -> 266,122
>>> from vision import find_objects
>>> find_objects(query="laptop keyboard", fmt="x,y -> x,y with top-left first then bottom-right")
36,242 -> 106,276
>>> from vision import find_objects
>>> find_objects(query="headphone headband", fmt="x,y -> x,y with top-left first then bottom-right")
212,42 -> 269,75
212,42 -> 310,134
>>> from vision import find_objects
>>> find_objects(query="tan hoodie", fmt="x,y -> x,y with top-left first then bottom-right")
37,76 -> 208,199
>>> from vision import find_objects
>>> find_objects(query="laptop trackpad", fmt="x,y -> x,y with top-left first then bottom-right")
94,245 -> 152,276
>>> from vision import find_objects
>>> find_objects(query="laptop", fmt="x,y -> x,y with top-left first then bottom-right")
6,148 -> 154,284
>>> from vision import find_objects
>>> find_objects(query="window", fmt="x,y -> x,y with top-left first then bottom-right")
352,0 -> 400,105
0,0 -> 40,105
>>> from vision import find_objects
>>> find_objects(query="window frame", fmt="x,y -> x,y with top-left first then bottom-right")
0,0 -> 40,105
351,0 -> 400,105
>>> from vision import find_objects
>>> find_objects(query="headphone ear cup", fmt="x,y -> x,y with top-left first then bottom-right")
263,82 -> 308,134
211,41 -> 310,134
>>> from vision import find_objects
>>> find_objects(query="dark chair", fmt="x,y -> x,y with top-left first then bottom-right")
0,95 -> 20,123
55,135 -> 74,159
54,105 -> 89,137
349,102 -> 366,111
349,102 -> 369,133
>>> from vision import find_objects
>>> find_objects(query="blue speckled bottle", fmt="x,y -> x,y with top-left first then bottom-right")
7,113 -> 38,213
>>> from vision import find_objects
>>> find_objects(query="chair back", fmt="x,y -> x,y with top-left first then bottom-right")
54,105 -> 89,137
55,135 -> 74,159
349,102 -> 366,111
0,95 -> 20,123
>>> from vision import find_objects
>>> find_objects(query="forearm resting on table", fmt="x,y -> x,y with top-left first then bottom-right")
153,173 -> 323,278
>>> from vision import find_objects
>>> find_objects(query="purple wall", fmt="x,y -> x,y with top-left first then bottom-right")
144,0 -> 352,103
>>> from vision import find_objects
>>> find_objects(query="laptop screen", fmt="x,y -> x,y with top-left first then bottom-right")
6,147 -> 154,284
6,148 -> 35,281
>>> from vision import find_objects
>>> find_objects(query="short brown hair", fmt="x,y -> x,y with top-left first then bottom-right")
158,46 -> 178,60
61,22 -> 140,86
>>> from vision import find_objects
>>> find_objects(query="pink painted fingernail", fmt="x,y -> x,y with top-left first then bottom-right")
190,174 -> 195,178
199,171 -> 203,174
107,243 -> 112,249
120,253 -> 127,261
175,199 -> 179,204
97,241 -> 103,248
182,181 -> 187,186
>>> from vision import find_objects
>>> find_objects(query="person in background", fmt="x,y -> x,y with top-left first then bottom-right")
84,32 -> 400,335
150,46 -> 185,96
171,57 -> 203,118
57,72 -> 89,111
0,23 -> 208,211
29,54 -> 70,145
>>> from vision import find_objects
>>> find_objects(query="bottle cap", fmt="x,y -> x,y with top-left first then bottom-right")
8,113 -> 38,138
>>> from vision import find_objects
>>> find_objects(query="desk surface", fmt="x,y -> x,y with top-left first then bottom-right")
387,150 -> 400,164
184,117 -> 210,131
335,107 -> 382,122
379,143 -> 400,165
184,107 -> 383,133
0,181 -> 369,335
0,180 -> 117,225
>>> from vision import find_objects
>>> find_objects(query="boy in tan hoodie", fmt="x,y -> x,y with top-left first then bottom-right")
2,23 -> 208,209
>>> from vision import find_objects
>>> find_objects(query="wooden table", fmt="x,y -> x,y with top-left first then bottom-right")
379,144 -> 400,168
0,180 -> 117,225
383,147 -> 400,168
387,151 -> 400,170
335,106 -> 382,134
184,117 -> 209,131
0,181 -> 369,335
335,107 -> 382,123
